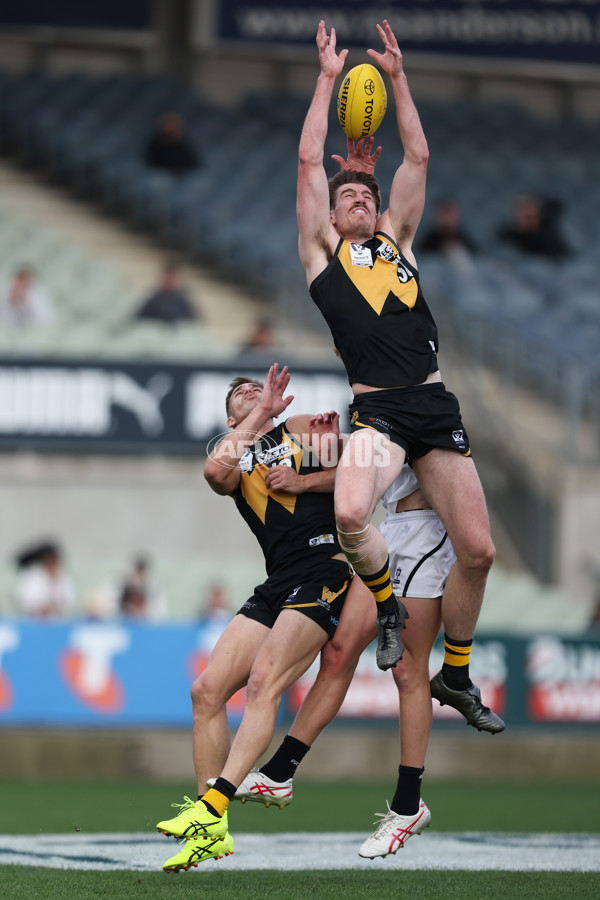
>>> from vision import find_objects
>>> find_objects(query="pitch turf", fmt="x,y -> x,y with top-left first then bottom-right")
1,868 -> 599,899
1,778 -> 599,899
0,777 -> 598,835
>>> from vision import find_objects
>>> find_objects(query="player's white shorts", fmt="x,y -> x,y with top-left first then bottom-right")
380,509 -> 456,599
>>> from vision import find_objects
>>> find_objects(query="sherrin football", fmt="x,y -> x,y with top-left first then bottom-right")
337,63 -> 387,140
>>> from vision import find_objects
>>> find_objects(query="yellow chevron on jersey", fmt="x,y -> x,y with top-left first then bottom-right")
309,232 -> 439,387
338,236 -> 418,315
239,425 -> 304,524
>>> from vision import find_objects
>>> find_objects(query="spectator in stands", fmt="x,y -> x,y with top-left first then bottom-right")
497,194 -> 571,259
144,111 -> 200,176
135,262 -> 200,325
198,582 -> 232,651
419,196 -> 478,258
14,540 -> 75,618
119,555 -> 168,621
241,317 -> 276,352
0,265 -> 55,327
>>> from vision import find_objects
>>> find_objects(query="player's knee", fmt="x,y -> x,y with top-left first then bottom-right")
336,520 -> 369,553
391,654 -> 425,695
320,639 -> 360,680
460,537 -> 495,574
190,673 -> 215,712
191,672 -> 226,713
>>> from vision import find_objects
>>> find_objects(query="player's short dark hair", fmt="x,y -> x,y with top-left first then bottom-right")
328,170 -> 382,214
225,376 -> 264,416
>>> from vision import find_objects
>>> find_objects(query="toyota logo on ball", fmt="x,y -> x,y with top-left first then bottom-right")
364,78 -> 375,95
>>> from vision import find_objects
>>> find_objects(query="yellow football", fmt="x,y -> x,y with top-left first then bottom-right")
337,63 -> 387,140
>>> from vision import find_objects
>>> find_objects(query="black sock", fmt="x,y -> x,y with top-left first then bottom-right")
390,765 -> 424,816
261,735 -> 310,782
441,633 -> 473,690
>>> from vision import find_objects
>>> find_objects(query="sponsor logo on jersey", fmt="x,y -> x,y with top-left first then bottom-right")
376,241 -> 396,262
256,441 -> 292,466
309,533 -> 336,547
319,581 -> 349,608
376,241 -> 412,284
369,416 -> 391,431
350,411 -> 359,425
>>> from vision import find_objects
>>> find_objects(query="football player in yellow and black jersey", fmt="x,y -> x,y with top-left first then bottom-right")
297,21 -> 498,720
155,363 -> 373,869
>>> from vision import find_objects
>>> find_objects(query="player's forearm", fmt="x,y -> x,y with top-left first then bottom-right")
390,72 -> 429,165
300,468 -> 337,493
299,74 -> 335,166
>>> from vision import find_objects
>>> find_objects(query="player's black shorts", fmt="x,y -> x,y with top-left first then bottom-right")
348,382 -> 471,459
237,557 -> 352,639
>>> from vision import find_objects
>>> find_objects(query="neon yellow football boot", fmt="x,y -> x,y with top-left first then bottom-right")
156,796 -> 228,841
163,832 -> 234,872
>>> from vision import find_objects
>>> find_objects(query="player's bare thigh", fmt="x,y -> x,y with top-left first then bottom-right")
324,576 -> 376,665
412,449 -> 493,557
334,430 -> 406,530
193,614 -> 270,701
247,609 -> 330,699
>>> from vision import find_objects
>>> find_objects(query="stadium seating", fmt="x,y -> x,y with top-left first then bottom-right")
0,69 -> 598,415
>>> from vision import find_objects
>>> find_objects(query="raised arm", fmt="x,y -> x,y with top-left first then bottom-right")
204,364 -> 294,496
297,21 -> 348,286
368,20 -> 429,261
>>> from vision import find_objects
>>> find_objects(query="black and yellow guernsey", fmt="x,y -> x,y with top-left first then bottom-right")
235,420 -> 342,579
310,232 -> 439,387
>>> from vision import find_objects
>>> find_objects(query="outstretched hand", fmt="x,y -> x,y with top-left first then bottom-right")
309,411 -> 340,439
260,363 -> 294,420
310,411 -> 341,468
368,19 -> 404,77
332,136 -> 382,174
316,19 -> 348,78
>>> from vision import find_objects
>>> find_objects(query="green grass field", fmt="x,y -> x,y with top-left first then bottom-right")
1,778 -> 598,899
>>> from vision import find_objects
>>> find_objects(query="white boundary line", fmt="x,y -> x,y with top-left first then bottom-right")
1,832 -> 599,872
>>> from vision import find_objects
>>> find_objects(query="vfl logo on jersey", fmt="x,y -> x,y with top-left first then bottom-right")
287,586 -> 301,601
239,449 -> 253,473
452,429 -> 466,449
349,243 -> 373,267
392,566 -> 402,590
309,533 -> 335,547
60,624 -> 130,713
